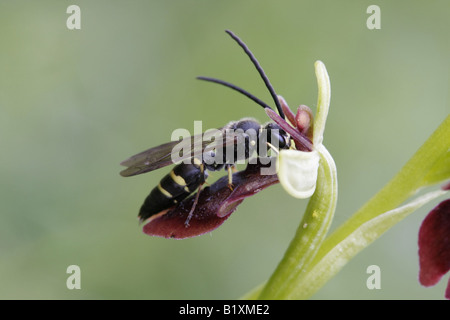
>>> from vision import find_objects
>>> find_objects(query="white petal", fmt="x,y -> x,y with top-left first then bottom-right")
277,149 -> 320,198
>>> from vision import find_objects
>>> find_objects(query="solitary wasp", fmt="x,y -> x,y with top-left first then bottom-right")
120,30 -> 299,226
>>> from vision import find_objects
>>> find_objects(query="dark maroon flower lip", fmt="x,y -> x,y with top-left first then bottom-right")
142,162 -> 279,239
418,198 -> 450,299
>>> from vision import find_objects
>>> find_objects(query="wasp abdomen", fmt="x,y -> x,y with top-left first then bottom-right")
138,162 -> 207,221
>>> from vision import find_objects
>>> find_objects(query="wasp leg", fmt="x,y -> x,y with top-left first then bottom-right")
227,165 -> 236,191
266,142 -> 280,154
185,183 -> 204,227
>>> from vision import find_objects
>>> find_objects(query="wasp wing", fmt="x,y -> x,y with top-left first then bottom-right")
119,128 -> 234,177
120,139 -> 186,177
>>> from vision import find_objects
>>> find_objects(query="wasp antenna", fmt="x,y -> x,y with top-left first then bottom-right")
196,76 -> 273,111
225,30 -> 285,119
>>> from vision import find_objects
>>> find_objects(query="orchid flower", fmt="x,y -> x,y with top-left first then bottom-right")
141,58 -> 450,299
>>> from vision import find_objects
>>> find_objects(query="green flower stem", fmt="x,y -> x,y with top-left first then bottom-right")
256,61 -> 336,299
257,144 -> 337,299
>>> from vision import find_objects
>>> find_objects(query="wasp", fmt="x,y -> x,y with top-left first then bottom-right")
120,30 -> 294,225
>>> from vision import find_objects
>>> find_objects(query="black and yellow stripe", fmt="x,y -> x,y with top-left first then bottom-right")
139,161 -> 207,221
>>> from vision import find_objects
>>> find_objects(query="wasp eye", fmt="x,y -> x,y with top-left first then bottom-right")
271,132 -> 287,149
263,123 -> 289,150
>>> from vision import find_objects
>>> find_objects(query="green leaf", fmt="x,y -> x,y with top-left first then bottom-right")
292,188 -> 448,299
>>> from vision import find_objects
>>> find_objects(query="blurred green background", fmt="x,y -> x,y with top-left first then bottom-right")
1,0 -> 448,299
